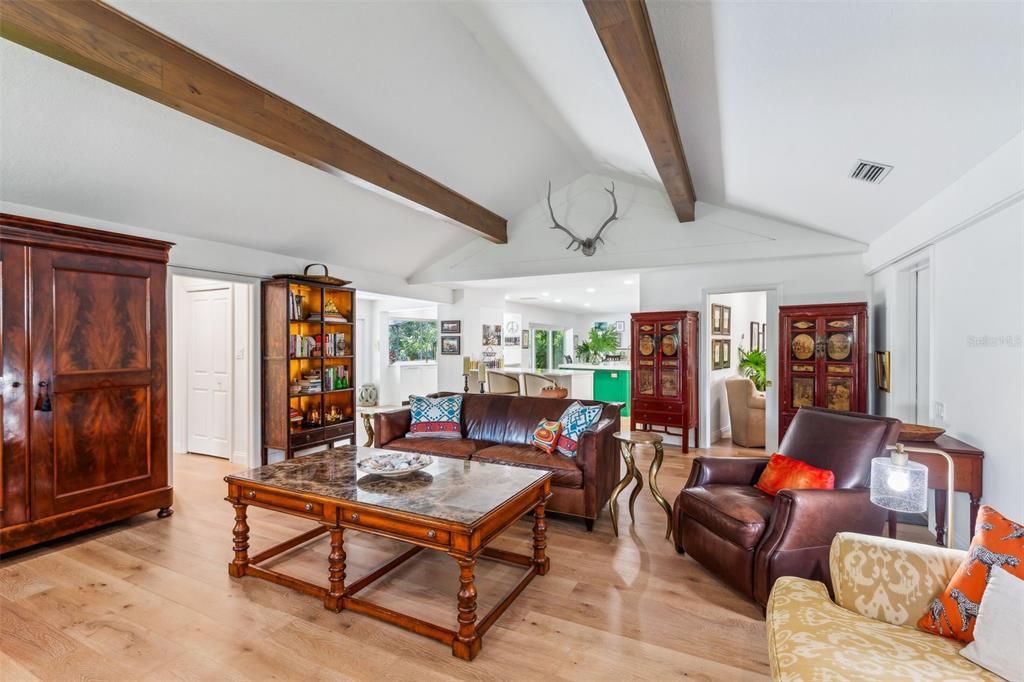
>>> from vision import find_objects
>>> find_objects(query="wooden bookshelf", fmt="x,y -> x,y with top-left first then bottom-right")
261,278 -> 357,463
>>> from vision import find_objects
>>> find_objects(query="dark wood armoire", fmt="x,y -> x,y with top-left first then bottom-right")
1,215 -> 173,553
778,302 -> 869,440
630,311 -> 700,452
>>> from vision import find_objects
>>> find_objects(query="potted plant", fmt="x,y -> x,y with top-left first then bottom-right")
738,346 -> 767,391
576,327 -> 620,364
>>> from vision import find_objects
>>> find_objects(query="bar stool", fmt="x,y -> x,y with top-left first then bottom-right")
610,431 -> 673,539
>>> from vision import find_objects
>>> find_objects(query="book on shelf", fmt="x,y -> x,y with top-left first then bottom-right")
324,332 -> 347,357
306,313 -> 348,323
289,334 -> 322,358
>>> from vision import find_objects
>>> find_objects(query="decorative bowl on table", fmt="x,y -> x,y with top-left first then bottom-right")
357,452 -> 433,478
899,423 -> 946,442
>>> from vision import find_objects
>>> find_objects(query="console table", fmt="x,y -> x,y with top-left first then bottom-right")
886,434 -> 984,546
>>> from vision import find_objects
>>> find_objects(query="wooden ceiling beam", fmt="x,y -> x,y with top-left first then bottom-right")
1,0 -> 508,243
583,0 -> 696,222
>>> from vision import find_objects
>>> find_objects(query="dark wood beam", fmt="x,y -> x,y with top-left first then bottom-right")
583,0 -> 696,222
0,0 -> 508,243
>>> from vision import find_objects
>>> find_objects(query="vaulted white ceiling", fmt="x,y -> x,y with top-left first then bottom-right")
2,1 -> 1021,286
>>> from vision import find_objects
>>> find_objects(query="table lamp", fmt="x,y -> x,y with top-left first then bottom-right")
870,442 -> 955,548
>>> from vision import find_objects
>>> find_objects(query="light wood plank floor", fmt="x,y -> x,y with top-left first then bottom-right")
0,439 -> 928,681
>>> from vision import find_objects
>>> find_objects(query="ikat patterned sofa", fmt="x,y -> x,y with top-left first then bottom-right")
766,532 -> 995,681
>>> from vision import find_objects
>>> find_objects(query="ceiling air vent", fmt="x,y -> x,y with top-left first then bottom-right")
849,160 -> 893,184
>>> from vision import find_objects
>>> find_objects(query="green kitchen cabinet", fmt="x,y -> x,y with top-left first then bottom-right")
593,369 -> 630,416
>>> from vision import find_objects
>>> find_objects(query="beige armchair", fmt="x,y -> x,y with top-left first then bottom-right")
725,377 -> 765,447
521,372 -> 556,397
767,532 -> 995,680
485,370 -> 520,395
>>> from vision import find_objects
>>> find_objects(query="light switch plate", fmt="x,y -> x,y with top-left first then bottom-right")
934,401 -> 946,422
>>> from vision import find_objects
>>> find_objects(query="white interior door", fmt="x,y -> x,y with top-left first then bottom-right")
914,268 -> 932,424
187,287 -> 232,458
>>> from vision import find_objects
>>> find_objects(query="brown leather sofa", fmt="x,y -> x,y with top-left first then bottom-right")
373,393 -> 622,529
673,407 -> 900,606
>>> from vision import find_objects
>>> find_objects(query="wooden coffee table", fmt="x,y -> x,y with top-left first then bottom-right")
224,446 -> 552,660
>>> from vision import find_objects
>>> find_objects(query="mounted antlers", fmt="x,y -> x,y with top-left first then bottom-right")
546,181 -> 618,257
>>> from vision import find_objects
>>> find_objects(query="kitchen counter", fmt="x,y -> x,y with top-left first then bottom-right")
559,363 -> 631,415
497,368 -> 594,400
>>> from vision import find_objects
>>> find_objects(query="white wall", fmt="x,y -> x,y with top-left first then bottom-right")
867,133 -> 1024,548
708,291 -> 766,440
171,275 -> 252,463
870,201 -> 1023,546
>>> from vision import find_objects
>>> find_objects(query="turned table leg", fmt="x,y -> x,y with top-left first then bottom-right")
452,556 -> 480,660
229,502 -> 250,577
325,525 -> 346,612
935,489 -> 948,547
533,501 -> 550,576
649,442 -> 673,540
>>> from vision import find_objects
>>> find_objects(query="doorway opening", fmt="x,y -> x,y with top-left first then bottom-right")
170,273 -> 258,465
531,326 -> 568,371
701,285 -> 780,451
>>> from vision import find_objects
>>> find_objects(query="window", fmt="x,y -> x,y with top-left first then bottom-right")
533,327 -> 567,371
388,319 -> 438,364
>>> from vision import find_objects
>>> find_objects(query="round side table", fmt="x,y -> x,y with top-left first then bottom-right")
611,431 -> 673,540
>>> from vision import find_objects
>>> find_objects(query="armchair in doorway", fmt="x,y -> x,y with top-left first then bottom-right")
725,377 -> 765,448
673,407 -> 901,606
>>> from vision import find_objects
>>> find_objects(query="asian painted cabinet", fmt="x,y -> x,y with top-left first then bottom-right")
778,302 -> 868,440
1,214 -> 174,553
630,311 -> 699,452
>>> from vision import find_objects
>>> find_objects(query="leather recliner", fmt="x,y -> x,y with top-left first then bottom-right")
673,407 -> 901,606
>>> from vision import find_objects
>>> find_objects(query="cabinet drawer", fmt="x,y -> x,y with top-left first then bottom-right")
339,507 -> 450,547
634,400 -> 680,413
633,410 -> 683,427
324,421 -> 354,442
241,487 -> 323,519
290,429 -> 323,448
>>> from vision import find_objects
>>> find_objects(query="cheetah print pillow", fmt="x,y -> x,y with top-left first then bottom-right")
917,505 -> 1024,642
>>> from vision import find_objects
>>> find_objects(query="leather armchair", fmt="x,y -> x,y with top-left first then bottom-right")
725,377 -> 765,447
673,407 -> 901,606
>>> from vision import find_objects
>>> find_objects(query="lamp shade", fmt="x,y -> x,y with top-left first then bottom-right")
870,456 -> 928,513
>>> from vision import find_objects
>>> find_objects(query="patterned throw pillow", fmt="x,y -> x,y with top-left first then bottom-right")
754,453 -> 835,496
555,402 -> 602,457
917,506 -> 1024,642
407,394 -> 463,439
532,420 -> 562,454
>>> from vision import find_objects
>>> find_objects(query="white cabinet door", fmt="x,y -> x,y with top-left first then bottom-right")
186,286 -> 232,458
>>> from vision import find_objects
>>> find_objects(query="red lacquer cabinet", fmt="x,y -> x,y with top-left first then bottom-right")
630,311 -> 699,452
1,215 -> 173,553
778,302 -> 868,440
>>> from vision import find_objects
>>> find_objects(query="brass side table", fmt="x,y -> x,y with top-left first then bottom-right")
610,431 -> 673,540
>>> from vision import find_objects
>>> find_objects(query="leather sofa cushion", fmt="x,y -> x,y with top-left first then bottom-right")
677,484 -> 774,550
473,444 -> 583,488
385,437 -> 494,460
457,392 -> 608,446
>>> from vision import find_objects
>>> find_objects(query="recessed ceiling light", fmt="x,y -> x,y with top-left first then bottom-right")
541,292 -> 550,297
585,287 -> 596,293
554,298 -> 562,303
584,302 -> 591,308
503,295 -> 510,300
623,279 -> 634,285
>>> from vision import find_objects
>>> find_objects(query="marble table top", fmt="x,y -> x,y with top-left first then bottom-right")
227,446 -> 550,526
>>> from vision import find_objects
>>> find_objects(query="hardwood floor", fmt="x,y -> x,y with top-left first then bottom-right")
0,439 -> 922,680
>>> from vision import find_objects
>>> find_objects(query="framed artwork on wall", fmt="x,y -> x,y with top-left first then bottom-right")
441,320 -> 461,334
750,321 -> 761,351
441,336 -> 461,355
721,306 -> 732,335
875,350 -> 891,392
482,324 -> 501,346
758,323 -> 766,351
711,338 -> 732,370
711,304 -> 723,335
521,334 -> 530,349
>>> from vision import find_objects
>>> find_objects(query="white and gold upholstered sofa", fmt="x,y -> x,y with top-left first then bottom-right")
766,532 -> 996,681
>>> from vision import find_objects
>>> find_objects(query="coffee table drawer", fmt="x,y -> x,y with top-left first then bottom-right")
340,507 -> 450,547
242,487 -> 323,519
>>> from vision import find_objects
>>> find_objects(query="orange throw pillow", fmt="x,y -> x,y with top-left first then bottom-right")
917,506 -> 1024,642
532,420 -> 562,454
754,453 -> 835,496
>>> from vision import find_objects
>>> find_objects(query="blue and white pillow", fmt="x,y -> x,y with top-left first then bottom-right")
407,394 -> 463,439
555,401 -> 603,457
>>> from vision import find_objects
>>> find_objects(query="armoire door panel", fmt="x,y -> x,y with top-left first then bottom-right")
52,386 -> 151,499
52,267 -> 151,374
28,247 -> 168,519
